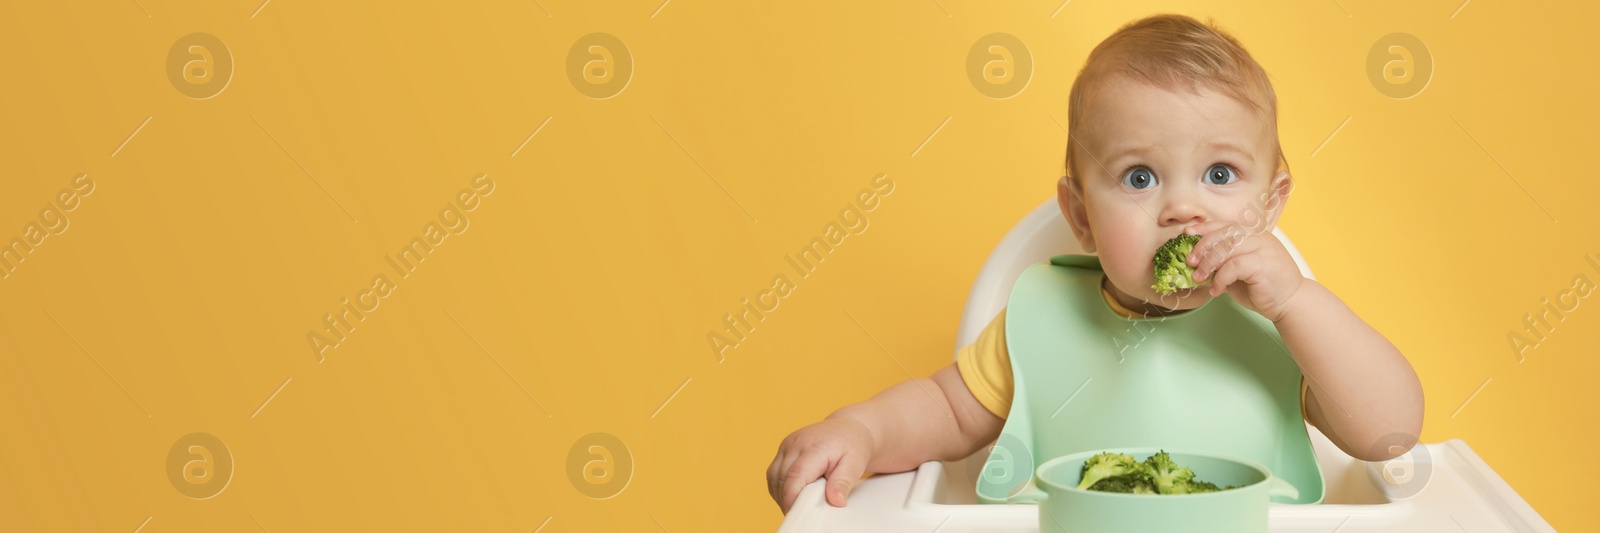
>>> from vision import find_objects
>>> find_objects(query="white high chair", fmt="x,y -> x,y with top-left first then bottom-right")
778,198 -> 1553,533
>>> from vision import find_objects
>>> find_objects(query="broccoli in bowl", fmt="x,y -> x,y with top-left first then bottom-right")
1079,450 -> 1237,495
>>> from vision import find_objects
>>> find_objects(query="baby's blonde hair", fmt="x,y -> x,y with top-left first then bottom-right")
1065,14 -> 1285,188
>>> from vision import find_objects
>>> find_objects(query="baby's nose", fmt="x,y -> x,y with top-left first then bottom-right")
1160,202 -> 1206,226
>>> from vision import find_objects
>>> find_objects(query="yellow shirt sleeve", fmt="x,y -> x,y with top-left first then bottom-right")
954,278 -> 1316,424
955,308 -> 1014,418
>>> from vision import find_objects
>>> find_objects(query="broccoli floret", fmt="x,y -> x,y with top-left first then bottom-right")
1151,234 -> 1206,295
1076,452 -> 1142,490
1142,450 -> 1197,494
1079,450 -> 1241,495
1089,475 -> 1158,494
1167,480 -> 1224,494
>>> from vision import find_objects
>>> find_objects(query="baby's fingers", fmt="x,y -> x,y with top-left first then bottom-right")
1188,234 -> 1231,281
1183,223 -> 1225,269
774,447 -> 802,503
824,452 -> 868,507
766,448 -> 789,503
1209,253 -> 1266,296
1191,228 -> 1252,281
1209,258 -> 1240,296
779,454 -> 829,514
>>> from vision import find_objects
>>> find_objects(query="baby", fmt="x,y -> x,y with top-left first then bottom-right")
768,14 -> 1424,512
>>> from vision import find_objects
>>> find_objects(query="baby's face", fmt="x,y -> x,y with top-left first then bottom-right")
1061,75 -> 1288,311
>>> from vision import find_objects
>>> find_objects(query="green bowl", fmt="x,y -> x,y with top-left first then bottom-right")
1006,448 -> 1300,533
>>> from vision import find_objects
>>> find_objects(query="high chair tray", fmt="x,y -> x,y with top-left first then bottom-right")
777,438 -> 1553,532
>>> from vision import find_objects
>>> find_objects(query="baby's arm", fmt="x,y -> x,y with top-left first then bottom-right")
766,363 -> 1003,513
1185,222 -> 1424,462
1271,281 -> 1425,461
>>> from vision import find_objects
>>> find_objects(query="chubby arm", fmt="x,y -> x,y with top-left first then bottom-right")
767,363 -> 1004,513
838,364 -> 1006,471
1274,280 -> 1425,461
1186,222 -> 1424,462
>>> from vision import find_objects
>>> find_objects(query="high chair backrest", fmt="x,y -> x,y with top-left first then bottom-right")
954,198 -> 1316,357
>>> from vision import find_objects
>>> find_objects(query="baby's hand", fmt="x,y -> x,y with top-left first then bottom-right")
766,416 -> 875,514
1184,222 -> 1306,322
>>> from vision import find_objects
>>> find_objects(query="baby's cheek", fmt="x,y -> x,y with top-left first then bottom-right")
1083,211 -> 1153,290
1098,244 -> 1150,289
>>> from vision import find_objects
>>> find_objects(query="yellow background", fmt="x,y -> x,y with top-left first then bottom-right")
1,0 -> 1595,531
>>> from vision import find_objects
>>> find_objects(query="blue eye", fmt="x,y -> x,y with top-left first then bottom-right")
1122,167 -> 1157,190
1205,164 -> 1238,185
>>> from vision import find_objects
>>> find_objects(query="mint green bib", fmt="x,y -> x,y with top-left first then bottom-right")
975,255 -> 1324,504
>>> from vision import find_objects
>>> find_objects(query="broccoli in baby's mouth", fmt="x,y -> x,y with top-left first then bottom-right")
1151,233 -> 1207,295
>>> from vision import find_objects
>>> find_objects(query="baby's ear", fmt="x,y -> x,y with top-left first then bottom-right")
1057,175 -> 1097,253
1260,170 -> 1294,230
